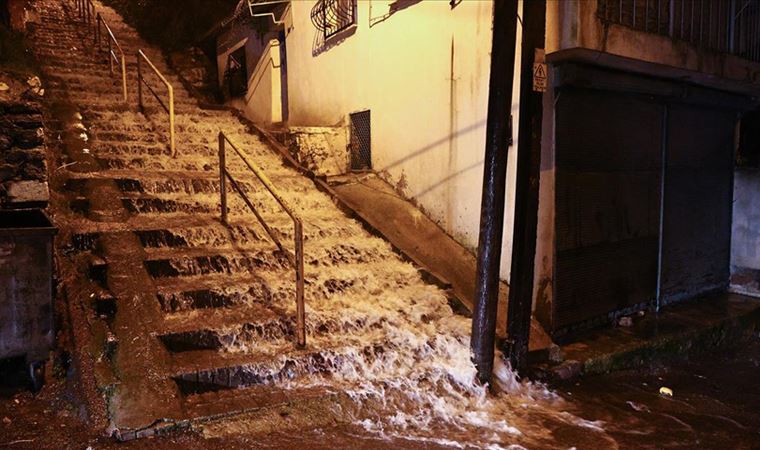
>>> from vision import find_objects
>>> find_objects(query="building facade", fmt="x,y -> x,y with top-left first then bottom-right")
211,0 -> 760,338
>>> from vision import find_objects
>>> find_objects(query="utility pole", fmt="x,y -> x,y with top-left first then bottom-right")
471,0 -> 519,385
506,0 -> 546,374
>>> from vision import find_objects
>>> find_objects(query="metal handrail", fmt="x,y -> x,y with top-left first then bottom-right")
95,14 -> 128,102
71,0 -> 128,102
137,50 -> 176,158
218,131 -> 306,349
75,0 -> 95,25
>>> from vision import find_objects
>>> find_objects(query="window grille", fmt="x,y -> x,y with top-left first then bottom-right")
310,0 -> 357,41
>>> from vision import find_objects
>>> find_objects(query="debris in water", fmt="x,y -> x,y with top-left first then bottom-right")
2,416 -> 11,425
0,82 -> 9,92
27,76 -> 41,88
659,387 -> 674,397
626,401 -> 651,413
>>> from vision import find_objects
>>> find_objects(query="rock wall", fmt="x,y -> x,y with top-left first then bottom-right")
281,126 -> 349,177
0,75 -> 48,208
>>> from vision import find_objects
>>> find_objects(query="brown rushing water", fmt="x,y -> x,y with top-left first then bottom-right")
2,335 -> 758,449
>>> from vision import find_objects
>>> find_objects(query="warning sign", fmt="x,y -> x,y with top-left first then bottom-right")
532,62 -> 547,93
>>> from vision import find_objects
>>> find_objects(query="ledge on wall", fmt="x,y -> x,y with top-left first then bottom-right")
547,48 -> 760,99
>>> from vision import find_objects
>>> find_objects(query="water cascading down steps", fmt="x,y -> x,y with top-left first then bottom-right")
27,1 -> 583,447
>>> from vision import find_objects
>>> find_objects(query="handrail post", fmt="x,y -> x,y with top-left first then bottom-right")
219,133 -> 228,225
121,55 -> 128,102
137,52 -> 143,112
168,85 -> 176,158
108,39 -> 113,75
295,219 -> 306,349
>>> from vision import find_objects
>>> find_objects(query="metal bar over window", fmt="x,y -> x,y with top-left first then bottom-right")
310,0 -> 356,40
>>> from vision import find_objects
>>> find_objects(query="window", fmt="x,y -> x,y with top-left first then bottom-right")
310,0 -> 357,41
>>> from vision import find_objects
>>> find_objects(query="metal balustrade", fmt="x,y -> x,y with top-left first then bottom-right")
218,131 -> 306,349
72,0 -> 128,102
598,0 -> 760,63
137,50 -> 176,158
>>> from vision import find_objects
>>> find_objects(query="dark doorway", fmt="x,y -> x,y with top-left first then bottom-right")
225,46 -> 247,98
350,110 -> 371,171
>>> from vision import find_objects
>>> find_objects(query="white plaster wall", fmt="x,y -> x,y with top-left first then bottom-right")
732,169 -> 760,271
284,0 -> 523,281
216,29 -> 283,124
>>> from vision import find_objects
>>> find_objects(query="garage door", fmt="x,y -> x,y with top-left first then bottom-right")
660,106 -> 736,304
555,88 -> 663,329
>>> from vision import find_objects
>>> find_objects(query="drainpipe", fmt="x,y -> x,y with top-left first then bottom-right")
505,0 -> 546,375
471,0 -> 520,385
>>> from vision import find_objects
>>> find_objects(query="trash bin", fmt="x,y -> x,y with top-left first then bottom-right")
0,209 -> 57,391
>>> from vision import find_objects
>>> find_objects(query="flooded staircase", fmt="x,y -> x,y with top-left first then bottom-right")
33,0 -> 478,440
26,1 -> 564,447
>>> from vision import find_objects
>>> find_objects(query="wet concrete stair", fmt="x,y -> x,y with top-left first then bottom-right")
31,0 -> 463,440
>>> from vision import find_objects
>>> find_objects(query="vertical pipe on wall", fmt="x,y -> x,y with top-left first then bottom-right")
506,0 -> 547,374
470,0 -> 519,385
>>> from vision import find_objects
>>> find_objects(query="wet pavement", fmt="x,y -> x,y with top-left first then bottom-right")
2,334 -> 759,449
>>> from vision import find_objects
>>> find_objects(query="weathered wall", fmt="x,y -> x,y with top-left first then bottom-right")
226,39 -> 283,124
282,126 -> 349,176
535,0 -> 760,328
731,169 -> 760,296
282,0 -> 525,280
548,0 -> 760,89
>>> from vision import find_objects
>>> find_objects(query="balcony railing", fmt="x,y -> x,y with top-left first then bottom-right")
598,0 -> 760,63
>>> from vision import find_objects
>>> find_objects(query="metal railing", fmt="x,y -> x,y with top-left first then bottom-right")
72,0 -> 128,102
218,131 -> 306,349
95,15 -> 128,101
598,0 -> 760,63
74,0 -> 95,24
137,50 -> 176,158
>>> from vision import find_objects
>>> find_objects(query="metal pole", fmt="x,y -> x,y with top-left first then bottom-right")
295,220 -> 306,349
471,0 -> 519,384
506,0 -> 547,375
168,85 -> 176,158
137,53 -> 143,111
108,39 -> 113,75
219,132 -> 228,225
121,55 -> 128,102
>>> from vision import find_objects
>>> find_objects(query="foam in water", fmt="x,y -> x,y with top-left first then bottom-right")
205,237 -> 608,448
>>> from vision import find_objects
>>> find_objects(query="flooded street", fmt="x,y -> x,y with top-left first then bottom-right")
3,335 -> 759,449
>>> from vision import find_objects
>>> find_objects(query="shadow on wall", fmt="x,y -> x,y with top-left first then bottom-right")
378,120 -> 487,198
312,25 -> 357,57
369,0 -> 423,27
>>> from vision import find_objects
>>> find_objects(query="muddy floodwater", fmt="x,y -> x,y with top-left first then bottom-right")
2,336 -> 759,449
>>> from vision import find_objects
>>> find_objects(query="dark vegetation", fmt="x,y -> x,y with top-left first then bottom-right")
99,0 -> 239,51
